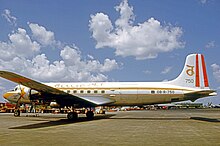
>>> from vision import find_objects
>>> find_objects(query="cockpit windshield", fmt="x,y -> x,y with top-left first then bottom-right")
10,87 -> 18,91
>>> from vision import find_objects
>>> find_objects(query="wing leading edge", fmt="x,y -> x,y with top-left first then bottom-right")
0,71 -> 114,106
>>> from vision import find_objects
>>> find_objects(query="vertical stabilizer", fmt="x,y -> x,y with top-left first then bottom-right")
169,54 -> 210,89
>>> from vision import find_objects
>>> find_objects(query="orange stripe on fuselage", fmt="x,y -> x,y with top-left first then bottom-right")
201,54 -> 209,87
195,54 -> 200,87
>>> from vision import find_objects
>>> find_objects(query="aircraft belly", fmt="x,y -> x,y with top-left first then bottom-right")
108,94 -> 138,105
109,94 -> 184,106
139,94 -> 184,104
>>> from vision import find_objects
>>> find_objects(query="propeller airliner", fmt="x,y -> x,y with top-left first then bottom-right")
0,54 -> 217,120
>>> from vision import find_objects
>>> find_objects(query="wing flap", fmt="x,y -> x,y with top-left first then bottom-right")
79,96 -> 115,105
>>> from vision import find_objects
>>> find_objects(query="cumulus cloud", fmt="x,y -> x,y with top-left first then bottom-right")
89,0 -> 184,60
161,66 -> 172,74
0,8 -> 120,82
28,23 -> 56,46
0,26 -> 119,82
2,9 -> 17,26
0,28 -> 40,60
211,64 -> 220,82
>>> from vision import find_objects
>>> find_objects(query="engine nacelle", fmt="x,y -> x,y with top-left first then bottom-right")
29,89 -> 41,100
50,102 -> 60,108
30,89 -> 39,95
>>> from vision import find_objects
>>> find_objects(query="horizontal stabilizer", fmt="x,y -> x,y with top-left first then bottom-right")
184,90 -> 217,101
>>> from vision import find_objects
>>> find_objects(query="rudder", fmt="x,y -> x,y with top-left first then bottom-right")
169,54 -> 210,89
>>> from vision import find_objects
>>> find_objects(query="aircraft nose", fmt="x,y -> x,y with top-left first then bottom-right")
3,92 -> 12,100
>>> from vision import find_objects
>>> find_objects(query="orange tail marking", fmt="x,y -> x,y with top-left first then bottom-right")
195,54 -> 200,87
201,54 -> 209,87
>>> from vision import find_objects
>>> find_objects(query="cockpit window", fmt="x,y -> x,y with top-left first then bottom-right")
14,87 -> 18,91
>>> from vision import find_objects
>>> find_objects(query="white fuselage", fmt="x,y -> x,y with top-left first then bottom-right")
50,82 -> 197,105
5,81 -> 197,106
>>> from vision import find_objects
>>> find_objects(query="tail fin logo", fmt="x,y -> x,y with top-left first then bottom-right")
186,65 -> 194,76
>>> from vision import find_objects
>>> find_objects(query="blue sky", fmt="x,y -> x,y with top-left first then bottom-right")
0,0 -> 219,104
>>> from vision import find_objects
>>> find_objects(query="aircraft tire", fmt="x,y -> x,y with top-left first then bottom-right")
67,112 -> 78,120
14,109 -> 20,117
86,111 -> 94,120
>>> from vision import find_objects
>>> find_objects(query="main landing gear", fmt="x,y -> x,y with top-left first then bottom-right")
67,110 -> 94,121
86,111 -> 94,120
67,112 -> 78,120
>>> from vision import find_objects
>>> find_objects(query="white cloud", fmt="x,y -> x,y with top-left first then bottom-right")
28,23 -> 56,46
161,66 -> 172,74
0,28 -> 41,60
9,28 -> 41,54
115,0 -> 135,29
60,45 -> 119,73
60,45 -> 81,66
211,63 -> 220,82
89,13 -> 114,48
0,9 -> 120,82
0,26 -> 119,82
2,9 -> 17,26
101,59 -> 119,72
89,0 -> 184,60
205,41 -> 215,49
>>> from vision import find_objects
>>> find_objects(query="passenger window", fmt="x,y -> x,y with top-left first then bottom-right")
73,90 -> 77,94
80,90 -> 84,94
151,90 -> 155,94
94,90 -> 98,94
101,90 -> 105,94
87,90 -> 91,94
67,90 -> 70,93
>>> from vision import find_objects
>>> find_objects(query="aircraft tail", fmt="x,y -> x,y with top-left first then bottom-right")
169,54 -> 210,89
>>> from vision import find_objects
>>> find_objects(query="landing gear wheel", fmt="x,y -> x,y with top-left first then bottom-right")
14,109 -> 20,117
86,111 -> 94,120
67,112 -> 78,120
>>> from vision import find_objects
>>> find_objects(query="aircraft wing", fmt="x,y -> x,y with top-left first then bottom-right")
0,71 -> 114,106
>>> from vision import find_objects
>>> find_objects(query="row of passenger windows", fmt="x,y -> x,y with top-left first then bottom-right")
64,90 -> 106,94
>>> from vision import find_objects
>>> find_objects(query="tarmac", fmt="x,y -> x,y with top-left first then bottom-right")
0,109 -> 220,146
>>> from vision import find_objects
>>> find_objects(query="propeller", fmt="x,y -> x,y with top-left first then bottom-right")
14,84 -> 26,117
16,84 -> 26,103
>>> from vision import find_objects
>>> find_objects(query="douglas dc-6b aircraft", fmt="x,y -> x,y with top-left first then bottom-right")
0,54 -> 217,120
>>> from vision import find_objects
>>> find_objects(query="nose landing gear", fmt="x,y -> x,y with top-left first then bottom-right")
14,109 -> 20,117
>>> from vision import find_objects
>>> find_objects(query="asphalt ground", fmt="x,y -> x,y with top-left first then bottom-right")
0,109 -> 220,146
